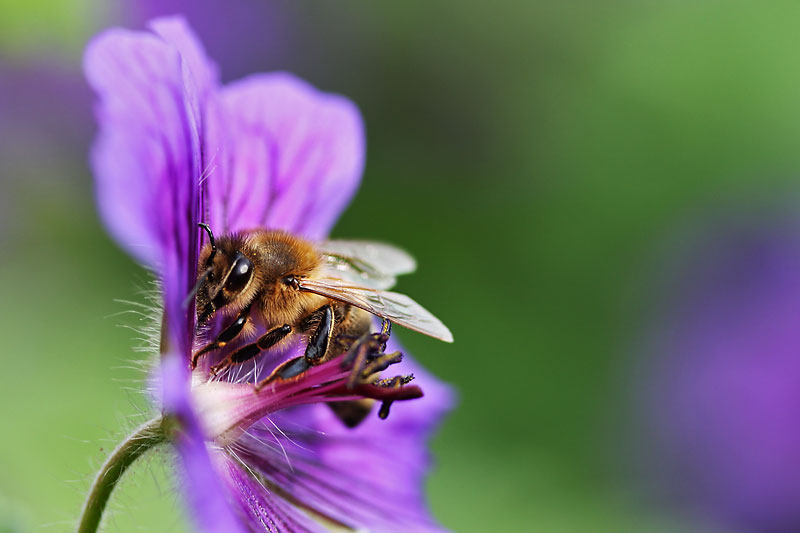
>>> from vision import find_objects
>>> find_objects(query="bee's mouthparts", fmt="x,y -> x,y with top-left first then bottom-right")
198,304 -> 215,324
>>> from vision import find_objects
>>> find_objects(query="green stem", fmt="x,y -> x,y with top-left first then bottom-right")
76,415 -> 167,533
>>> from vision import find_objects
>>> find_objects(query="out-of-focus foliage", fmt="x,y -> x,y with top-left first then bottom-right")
4,1 -> 800,531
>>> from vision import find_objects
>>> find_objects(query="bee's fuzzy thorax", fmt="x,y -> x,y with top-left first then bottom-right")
239,230 -> 323,325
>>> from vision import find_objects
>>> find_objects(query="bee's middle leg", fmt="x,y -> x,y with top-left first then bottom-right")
191,306 -> 251,369
210,324 -> 292,375
304,305 -> 334,362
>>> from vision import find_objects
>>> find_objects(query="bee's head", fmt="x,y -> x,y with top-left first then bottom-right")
195,224 -> 256,323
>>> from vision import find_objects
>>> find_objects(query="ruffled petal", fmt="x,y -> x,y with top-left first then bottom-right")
86,17 -> 245,530
84,15 -> 214,355
161,354 -> 247,532
87,16 -> 446,532
204,73 -> 365,239
232,344 -> 454,532
148,17 -> 219,103
85,26 -> 194,269
221,454 -> 324,533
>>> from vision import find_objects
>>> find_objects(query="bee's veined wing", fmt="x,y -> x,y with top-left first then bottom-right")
297,278 -> 454,343
319,240 -> 417,275
317,240 -> 417,290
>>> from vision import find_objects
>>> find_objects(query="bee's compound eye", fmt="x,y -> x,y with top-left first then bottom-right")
225,254 -> 253,293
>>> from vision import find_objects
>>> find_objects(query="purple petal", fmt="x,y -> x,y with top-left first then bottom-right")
639,215 -> 800,530
220,455 -> 323,532
148,17 -> 219,103
191,344 -> 426,445
84,17 -> 213,355
86,17 -> 243,529
85,27 -> 191,268
233,344 -> 454,532
161,354 -> 246,533
204,73 -> 365,239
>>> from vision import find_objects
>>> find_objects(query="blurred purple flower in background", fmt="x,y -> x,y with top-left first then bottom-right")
84,16 -> 451,532
635,203 -> 800,532
0,64 -> 94,239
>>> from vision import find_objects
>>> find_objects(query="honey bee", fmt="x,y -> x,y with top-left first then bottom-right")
190,223 -> 452,421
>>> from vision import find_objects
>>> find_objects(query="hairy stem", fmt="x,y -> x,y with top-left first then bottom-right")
77,415 -> 167,533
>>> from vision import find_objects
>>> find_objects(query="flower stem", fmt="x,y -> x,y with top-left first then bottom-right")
77,415 -> 167,533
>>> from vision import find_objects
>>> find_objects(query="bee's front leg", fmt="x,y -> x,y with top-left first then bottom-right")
191,306 -> 251,369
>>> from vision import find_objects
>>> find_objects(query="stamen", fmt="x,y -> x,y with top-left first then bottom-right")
192,349 -> 422,446
373,375 -> 416,420
360,351 -> 403,377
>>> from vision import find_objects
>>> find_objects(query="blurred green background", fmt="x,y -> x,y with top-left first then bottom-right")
4,1 -> 800,531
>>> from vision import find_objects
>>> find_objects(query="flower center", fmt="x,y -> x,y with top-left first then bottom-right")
191,335 -> 422,446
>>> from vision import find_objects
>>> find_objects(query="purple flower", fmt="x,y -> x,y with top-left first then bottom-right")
84,17 -> 452,532
636,209 -> 800,532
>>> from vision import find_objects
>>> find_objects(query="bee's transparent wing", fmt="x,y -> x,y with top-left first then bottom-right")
298,278 -> 453,343
318,240 -> 417,290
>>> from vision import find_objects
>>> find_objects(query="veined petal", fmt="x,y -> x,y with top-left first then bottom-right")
86,15 -> 451,532
84,16 -> 214,355
221,454 -> 324,533
148,17 -> 220,103
192,352 -> 424,447
289,342 -> 453,532
161,354 -> 246,533
205,73 -> 365,239
86,17 -> 240,529
202,339 -> 453,533
85,27 -> 194,269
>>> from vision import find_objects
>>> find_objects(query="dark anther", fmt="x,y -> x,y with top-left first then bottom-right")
376,375 -> 415,420
378,319 -> 392,351
374,374 -> 415,388
360,351 -> 403,378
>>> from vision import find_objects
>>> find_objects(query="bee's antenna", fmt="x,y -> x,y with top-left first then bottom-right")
199,222 -> 217,262
199,222 -> 216,251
